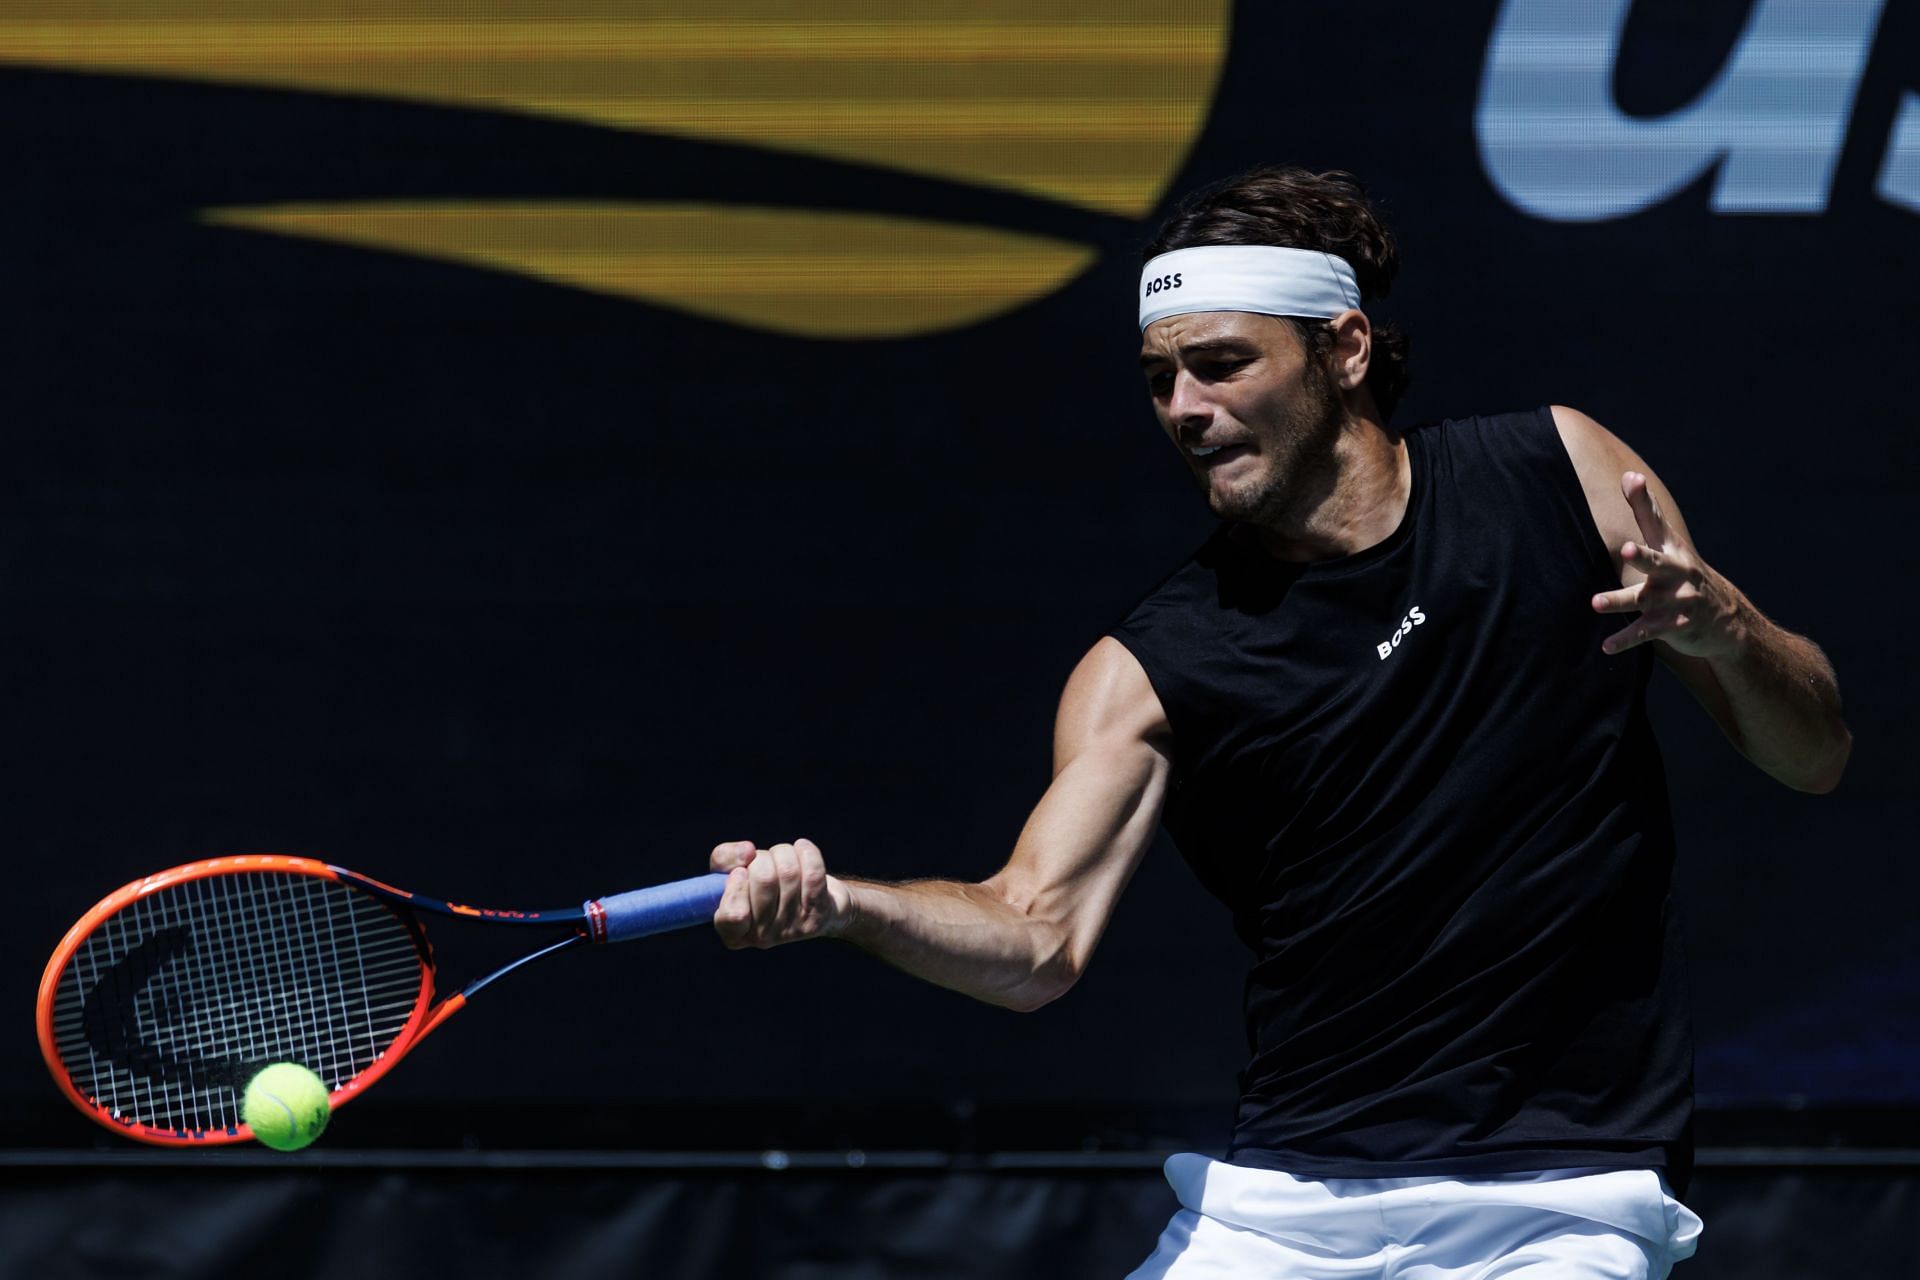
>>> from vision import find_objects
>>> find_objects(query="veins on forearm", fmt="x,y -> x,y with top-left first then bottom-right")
1707,605 -> 1849,790
836,877 -> 1072,1011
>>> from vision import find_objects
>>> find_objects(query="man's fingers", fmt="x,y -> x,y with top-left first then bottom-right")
1602,609 -> 1672,656
794,838 -> 837,934
709,840 -> 758,873
709,836 -> 837,947
768,842 -> 802,931
1621,471 -> 1668,550
1619,540 -> 1679,576
713,866 -> 754,949
795,838 -> 829,906
1591,583 -> 1642,615
746,848 -> 782,945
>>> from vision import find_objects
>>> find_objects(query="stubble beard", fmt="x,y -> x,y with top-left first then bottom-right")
1204,361 -> 1346,529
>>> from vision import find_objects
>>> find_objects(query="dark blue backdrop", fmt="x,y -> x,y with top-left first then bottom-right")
5,0 -> 1914,1149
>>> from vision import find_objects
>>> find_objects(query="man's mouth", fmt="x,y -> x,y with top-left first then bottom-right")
1192,442 -> 1249,462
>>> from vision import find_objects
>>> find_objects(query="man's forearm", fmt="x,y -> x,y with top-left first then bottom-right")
1707,598 -> 1850,792
708,660 -> 1172,1009
836,878 -> 1075,1013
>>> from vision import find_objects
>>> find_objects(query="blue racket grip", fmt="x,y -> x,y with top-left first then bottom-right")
586,872 -> 730,944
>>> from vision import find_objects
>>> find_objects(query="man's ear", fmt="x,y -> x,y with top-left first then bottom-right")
1328,309 -> 1371,390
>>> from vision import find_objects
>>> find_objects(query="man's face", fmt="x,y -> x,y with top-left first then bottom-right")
1138,311 -> 1344,525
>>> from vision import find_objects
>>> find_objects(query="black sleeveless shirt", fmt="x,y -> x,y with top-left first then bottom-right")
1109,407 -> 1693,1189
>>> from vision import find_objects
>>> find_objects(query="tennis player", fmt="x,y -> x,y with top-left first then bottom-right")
707,167 -> 1850,1277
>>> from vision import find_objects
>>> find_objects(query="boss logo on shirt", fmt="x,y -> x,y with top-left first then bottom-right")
1142,272 -> 1184,296
1376,605 -> 1427,660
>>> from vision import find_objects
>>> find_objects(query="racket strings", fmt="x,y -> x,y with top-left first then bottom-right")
48,873 -> 424,1135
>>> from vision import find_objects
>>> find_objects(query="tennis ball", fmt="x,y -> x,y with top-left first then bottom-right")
243,1062 -> 331,1151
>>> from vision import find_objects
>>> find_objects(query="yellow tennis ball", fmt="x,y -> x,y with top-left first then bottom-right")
243,1062 -> 331,1151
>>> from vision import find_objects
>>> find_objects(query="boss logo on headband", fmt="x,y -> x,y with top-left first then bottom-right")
1142,272 -> 1184,297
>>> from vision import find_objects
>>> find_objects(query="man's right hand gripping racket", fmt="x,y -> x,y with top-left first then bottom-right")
36,855 -> 727,1146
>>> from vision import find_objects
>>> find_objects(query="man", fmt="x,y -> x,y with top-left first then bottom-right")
704,167 -> 1850,1277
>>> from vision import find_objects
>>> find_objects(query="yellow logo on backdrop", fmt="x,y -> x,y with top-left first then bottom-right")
1,1 -> 1230,337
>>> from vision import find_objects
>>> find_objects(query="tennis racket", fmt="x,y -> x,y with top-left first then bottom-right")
37,854 -> 727,1146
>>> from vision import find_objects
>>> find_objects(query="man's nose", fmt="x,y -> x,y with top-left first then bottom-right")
1167,369 -> 1211,430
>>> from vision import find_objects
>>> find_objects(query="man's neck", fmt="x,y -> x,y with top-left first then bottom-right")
1249,418 -> 1410,564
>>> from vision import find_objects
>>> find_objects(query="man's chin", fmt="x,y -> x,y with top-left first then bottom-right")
1205,480 -> 1268,524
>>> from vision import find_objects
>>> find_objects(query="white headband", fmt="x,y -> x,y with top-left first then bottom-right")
1138,245 -> 1362,331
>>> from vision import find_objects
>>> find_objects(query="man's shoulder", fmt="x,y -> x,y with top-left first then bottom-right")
1414,405 -> 1558,448
1413,405 -> 1583,488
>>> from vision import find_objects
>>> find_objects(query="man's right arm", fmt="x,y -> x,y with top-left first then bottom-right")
709,636 -> 1174,1012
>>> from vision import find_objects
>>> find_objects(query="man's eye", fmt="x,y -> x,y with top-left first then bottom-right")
1145,371 -> 1173,394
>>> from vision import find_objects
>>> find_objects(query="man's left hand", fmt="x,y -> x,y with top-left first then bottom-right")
1590,471 -> 1748,659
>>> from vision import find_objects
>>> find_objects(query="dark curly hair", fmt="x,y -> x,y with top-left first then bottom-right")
1144,166 -> 1411,421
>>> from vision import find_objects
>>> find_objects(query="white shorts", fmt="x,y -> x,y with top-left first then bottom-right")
1127,1154 -> 1704,1279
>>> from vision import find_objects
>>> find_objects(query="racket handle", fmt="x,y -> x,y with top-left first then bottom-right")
586,872 -> 729,944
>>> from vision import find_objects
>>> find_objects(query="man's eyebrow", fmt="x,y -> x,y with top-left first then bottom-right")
1138,338 -> 1259,367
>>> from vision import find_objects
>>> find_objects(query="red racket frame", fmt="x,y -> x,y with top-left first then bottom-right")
41,855 -> 449,1147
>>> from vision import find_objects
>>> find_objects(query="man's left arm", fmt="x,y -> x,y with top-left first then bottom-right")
1551,404 -> 1851,794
